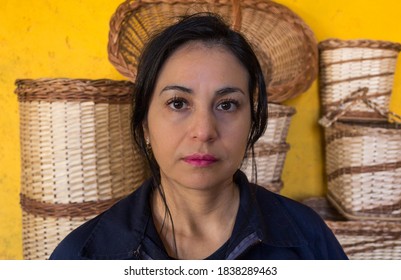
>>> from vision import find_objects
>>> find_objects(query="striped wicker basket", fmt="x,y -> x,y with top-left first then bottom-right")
324,121 -> 401,221
303,197 -> 401,260
241,103 -> 296,193
326,220 -> 401,260
15,78 -> 148,259
318,39 -> 401,126
108,0 -> 318,103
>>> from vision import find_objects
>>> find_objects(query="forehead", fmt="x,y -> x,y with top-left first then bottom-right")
157,41 -> 249,82
168,40 -> 234,62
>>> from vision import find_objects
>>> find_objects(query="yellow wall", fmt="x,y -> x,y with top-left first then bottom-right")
1,0 -> 400,259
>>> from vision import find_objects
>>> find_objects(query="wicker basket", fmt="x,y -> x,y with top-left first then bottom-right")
318,39 -> 401,126
324,121 -> 401,221
303,197 -> 401,260
15,78 -> 148,259
108,0 -> 318,103
241,103 -> 295,192
326,220 -> 401,260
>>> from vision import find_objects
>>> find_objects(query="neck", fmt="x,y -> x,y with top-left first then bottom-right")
151,177 -> 240,259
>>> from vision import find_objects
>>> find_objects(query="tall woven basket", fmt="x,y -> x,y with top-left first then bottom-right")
318,39 -> 401,126
241,103 -> 296,193
324,121 -> 401,221
108,0 -> 318,103
15,78 -> 148,259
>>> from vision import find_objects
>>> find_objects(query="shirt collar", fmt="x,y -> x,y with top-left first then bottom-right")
80,171 -> 307,259
230,170 -> 308,248
80,179 -> 155,259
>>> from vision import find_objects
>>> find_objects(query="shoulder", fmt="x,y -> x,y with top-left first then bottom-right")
252,184 -> 322,223
49,213 -> 103,259
251,185 -> 348,259
49,181 -> 152,260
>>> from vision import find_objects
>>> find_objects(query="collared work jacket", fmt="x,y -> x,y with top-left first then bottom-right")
50,171 -> 348,260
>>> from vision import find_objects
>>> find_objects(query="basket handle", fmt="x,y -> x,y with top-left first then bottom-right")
389,111 -> 401,123
319,87 -> 389,127
231,0 -> 242,31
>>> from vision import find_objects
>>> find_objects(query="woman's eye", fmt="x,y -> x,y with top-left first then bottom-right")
217,100 -> 239,112
167,97 -> 188,110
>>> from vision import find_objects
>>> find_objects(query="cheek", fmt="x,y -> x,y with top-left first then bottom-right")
147,106 -> 183,154
147,99 -> 167,135
219,112 -> 251,148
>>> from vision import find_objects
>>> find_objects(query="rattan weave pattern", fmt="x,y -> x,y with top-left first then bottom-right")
241,103 -> 295,193
319,39 -> 401,124
302,196 -> 401,260
324,121 -> 401,221
15,78 -> 134,103
325,220 -> 401,260
16,78 -> 148,259
108,0 -> 318,103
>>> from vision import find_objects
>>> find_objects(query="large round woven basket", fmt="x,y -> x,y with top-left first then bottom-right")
318,39 -> 401,126
303,197 -> 401,260
241,103 -> 296,193
15,78 -> 148,259
324,121 -> 401,221
108,0 -> 318,103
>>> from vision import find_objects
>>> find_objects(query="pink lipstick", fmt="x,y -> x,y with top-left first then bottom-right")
183,154 -> 218,167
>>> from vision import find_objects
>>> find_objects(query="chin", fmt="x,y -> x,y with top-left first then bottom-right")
160,164 -> 238,188
177,172 -> 234,190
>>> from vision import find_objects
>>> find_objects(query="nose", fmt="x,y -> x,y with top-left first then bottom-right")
189,108 -> 218,142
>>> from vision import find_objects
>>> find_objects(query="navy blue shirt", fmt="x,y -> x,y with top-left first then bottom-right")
50,171 -> 348,260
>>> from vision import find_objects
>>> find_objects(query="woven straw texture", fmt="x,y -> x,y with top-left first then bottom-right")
324,121 -> 401,221
241,103 -> 295,193
303,197 -> 401,260
318,39 -> 401,126
16,78 -> 148,259
327,220 -> 401,260
108,0 -> 318,103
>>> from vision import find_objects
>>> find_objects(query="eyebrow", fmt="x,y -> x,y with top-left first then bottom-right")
160,85 -> 245,96
160,85 -> 193,95
216,87 -> 246,96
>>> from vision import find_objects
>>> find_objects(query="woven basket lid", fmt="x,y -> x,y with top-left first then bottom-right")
108,0 -> 318,103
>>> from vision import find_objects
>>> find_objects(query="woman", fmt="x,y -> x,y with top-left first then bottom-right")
50,13 -> 348,260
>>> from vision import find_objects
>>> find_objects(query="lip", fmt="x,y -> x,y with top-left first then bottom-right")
183,153 -> 218,167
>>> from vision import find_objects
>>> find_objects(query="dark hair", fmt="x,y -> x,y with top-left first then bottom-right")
132,12 -> 269,186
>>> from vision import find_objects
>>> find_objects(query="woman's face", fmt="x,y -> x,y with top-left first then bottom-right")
145,42 -> 251,191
